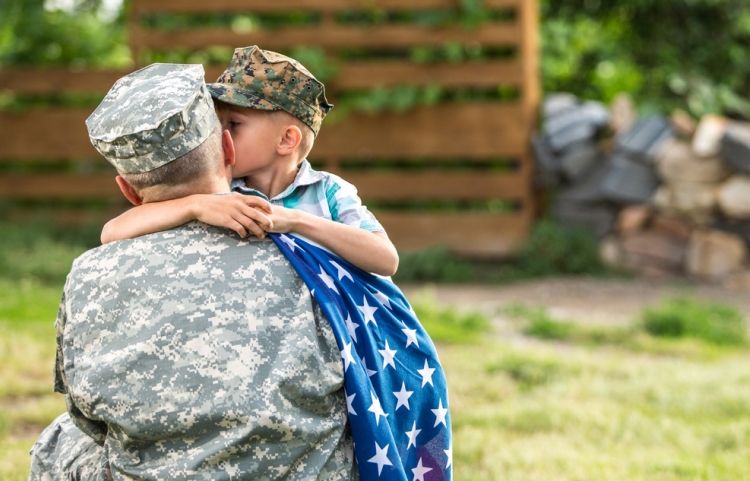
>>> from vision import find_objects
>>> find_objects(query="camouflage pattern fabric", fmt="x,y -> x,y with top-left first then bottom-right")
208,46 -> 333,136
86,63 -> 219,174
29,413 -> 110,481
34,223 -> 357,481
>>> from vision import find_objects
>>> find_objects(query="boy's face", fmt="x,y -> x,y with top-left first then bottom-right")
218,108 -> 279,178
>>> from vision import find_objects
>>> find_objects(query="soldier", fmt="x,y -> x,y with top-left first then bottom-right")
28,63 -> 358,481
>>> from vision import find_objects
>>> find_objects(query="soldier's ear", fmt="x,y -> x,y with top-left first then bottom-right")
115,175 -> 143,206
221,129 -> 236,168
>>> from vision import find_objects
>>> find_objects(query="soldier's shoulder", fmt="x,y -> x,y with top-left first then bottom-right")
70,222 -> 275,272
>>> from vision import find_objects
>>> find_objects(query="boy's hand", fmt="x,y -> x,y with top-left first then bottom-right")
191,193 -> 273,239
266,205 -> 299,234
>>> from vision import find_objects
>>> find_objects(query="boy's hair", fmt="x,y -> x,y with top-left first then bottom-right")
120,124 -> 223,196
215,101 -> 315,160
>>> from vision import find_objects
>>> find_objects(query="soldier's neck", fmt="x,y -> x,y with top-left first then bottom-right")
142,177 -> 230,203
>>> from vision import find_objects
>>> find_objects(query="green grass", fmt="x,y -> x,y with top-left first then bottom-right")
504,303 -> 636,346
411,292 -> 491,343
504,300 -> 748,360
505,303 -> 577,340
445,341 -> 750,481
641,297 -> 748,346
0,294 -> 63,481
485,351 -> 581,391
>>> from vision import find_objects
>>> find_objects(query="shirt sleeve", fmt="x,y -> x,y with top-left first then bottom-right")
324,175 -> 385,233
54,280 -> 109,446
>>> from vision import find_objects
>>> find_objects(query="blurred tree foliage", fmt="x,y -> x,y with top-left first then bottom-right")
0,0 -> 130,67
541,0 -> 750,118
1,0 -> 749,118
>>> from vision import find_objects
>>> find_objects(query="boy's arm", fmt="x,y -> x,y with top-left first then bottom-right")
269,206 -> 399,276
101,193 -> 273,244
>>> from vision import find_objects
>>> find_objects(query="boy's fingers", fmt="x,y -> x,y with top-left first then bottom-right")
234,214 -> 266,239
241,196 -> 272,213
239,205 -> 273,230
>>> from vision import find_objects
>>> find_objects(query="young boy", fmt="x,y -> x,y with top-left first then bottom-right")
101,46 -> 399,276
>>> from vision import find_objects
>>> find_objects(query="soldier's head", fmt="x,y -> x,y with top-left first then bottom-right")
207,46 -> 333,176
87,63 -> 236,204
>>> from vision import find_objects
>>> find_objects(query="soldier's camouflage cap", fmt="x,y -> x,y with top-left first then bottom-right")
207,46 -> 333,137
86,63 -> 219,174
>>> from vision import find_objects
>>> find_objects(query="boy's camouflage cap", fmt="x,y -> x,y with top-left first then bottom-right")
207,46 -> 333,136
86,63 -> 219,174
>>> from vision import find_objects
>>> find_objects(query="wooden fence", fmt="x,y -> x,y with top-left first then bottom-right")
0,0 -> 538,257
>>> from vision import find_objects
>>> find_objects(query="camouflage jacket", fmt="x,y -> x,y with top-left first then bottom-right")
53,222 -> 357,480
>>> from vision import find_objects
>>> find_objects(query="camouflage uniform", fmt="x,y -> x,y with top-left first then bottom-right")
28,64 -> 357,481
29,413 -> 110,481
208,46 -> 334,136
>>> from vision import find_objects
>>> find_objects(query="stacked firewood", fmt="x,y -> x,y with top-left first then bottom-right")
534,94 -> 750,288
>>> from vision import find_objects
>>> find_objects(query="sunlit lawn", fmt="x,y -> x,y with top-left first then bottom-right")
2,277 -> 749,481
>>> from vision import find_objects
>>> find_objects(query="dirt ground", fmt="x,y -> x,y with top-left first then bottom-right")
403,276 -> 750,327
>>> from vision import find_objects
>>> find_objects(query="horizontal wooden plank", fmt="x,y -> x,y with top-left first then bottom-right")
314,103 -> 530,158
0,174 -> 120,200
0,109 -> 96,159
132,23 -> 519,51
330,59 -> 523,89
2,206 -> 126,227
0,60 -> 522,94
0,103 -> 531,160
133,0 -> 520,14
347,171 -> 528,200
0,69 -> 120,95
376,211 -> 530,256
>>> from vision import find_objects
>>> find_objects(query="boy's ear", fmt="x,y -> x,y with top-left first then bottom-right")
277,125 -> 302,155
115,175 -> 143,206
221,129 -> 236,168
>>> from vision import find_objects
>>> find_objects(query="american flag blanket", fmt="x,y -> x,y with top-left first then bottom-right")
271,233 -> 453,481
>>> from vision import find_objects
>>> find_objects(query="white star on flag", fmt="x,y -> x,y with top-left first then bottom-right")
318,266 -> 339,294
367,392 -> 388,426
373,290 -> 392,309
346,392 -> 357,415
340,341 -> 356,372
378,339 -> 397,370
444,446 -> 452,469
402,327 -> 419,348
361,356 -> 377,377
278,234 -> 298,252
431,399 -> 449,428
357,296 -> 379,326
417,359 -> 435,387
405,421 -> 421,449
392,382 -> 413,411
368,442 -> 393,476
345,314 -> 359,343
411,457 -> 433,481
329,259 -> 353,282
